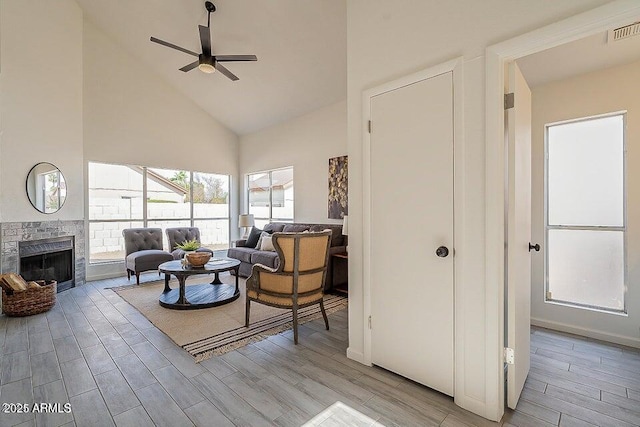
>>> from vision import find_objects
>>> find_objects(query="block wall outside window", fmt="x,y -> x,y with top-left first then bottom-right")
88,162 -> 230,264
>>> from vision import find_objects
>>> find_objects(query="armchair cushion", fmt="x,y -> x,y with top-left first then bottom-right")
125,250 -> 173,273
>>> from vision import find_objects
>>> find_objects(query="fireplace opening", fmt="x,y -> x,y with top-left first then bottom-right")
19,237 -> 75,292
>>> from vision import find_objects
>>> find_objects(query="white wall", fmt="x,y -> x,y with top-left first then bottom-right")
346,0 -> 609,420
82,19 -> 239,177
530,59 -> 640,347
0,0 -> 84,221
82,18 -> 241,279
239,100 -> 347,224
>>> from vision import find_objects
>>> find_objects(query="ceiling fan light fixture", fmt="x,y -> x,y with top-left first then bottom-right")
198,62 -> 216,73
198,54 -> 216,73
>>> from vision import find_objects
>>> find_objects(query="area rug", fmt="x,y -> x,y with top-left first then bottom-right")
111,274 -> 348,362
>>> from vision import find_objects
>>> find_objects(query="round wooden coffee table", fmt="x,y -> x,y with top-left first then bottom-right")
158,258 -> 240,310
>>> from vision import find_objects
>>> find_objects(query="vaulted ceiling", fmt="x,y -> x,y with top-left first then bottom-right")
75,0 -> 347,135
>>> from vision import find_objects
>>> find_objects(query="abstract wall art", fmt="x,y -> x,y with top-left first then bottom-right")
328,155 -> 348,219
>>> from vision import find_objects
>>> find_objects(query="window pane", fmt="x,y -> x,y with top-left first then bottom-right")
42,170 -> 65,213
548,115 -> 624,226
88,162 -> 143,220
147,168 -> 190,219
89,221 -> 143,264
248,172 -> 270,220
271,168 -> 294,220
193,173 -> 229,218
194,220 -> 229,251
548,229 -> 624,311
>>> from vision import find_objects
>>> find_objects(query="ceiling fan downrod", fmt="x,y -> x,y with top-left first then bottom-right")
205,1 -> 215,28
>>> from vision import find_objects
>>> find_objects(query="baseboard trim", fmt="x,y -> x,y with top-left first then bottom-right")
346,347 -> 369,365
531,317 -> 640,349
86,271 -> 124,282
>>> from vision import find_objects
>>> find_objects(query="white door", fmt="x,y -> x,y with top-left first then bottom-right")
506,62 -> 532,409
370,72 -> 454,396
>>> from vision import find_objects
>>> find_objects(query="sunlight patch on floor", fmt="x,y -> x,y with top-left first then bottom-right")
303,401 -> 385,426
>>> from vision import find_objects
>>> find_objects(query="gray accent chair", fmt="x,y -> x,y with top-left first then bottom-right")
165,227 -> 214,260
123,228 -> 173,285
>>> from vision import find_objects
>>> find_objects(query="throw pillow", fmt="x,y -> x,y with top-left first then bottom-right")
260,236 -> 276,251
255,231 -> 271,249
245,226 -> 262,248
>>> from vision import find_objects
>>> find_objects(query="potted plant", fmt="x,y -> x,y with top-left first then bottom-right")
176,239 -> 200,251
176,239 -> 211,267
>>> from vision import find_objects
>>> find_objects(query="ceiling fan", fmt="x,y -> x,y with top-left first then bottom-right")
150,1 -> 257,81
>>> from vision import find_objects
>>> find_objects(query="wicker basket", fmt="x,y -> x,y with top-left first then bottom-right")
2,280 -> 57,317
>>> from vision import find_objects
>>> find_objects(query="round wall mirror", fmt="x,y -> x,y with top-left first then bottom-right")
26,162 -> 67,214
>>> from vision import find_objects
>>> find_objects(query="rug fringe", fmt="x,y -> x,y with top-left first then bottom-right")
192,300 -> 347,362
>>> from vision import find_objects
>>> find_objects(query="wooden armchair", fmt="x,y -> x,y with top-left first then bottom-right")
245,230 -> 332,344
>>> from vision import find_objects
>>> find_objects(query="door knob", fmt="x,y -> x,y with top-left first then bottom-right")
529,243 -> 540,252
436,246 -> 449,258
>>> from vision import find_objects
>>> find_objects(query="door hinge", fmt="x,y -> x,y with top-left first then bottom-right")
368,120 -> 372,133
504,93 -> 514,110
368,315 -> 372,329
504,347 -> 515,365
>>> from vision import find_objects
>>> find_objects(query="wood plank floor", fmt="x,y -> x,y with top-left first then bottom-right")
504,328 -> 640,427
0,272 -> 637,426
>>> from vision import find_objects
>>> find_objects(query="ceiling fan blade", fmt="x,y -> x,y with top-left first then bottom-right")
215,63 -> 239,81
198,25 -> 211,57
179,60 -> 199,72
150,37 -> 199,57
214,55 -> 257,62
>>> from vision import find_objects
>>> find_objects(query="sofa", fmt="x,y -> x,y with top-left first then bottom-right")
227,222 -> 347,291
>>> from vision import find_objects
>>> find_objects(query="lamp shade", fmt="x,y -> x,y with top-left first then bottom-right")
239,214 -> 255,228
342,215 -> 348,236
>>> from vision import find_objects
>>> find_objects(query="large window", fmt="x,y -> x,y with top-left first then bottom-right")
88,162 -> 230,264
545,114 -> 626,312
248,167 -> 294,227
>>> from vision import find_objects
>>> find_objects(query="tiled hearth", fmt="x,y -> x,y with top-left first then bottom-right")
0,220 -> 85,288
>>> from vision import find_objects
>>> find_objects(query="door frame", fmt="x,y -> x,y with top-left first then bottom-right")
485,1 -> 640,420
362,57 -> 465,394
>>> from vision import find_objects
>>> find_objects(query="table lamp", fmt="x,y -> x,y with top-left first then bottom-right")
239,214 -> 254,239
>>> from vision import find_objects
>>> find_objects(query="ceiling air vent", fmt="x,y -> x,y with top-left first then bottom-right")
608,22 -> 640,42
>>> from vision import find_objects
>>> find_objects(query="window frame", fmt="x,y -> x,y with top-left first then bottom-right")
246,166 -> 294,224
87,162 -> 231,265
543,111 -> 627,314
